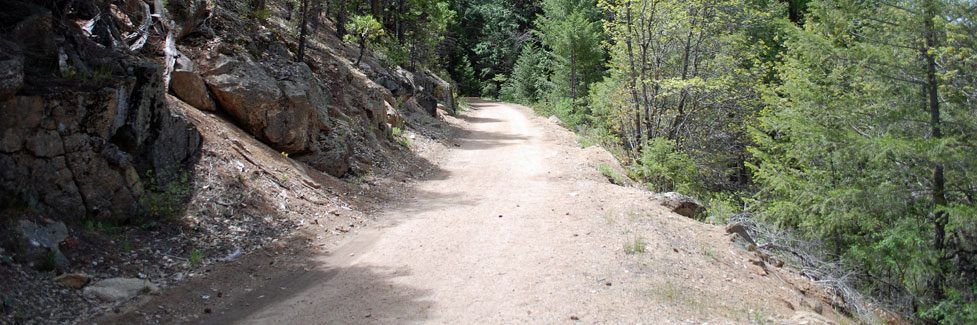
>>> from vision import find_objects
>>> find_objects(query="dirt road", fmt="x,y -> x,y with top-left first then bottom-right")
105,99 -> 842,324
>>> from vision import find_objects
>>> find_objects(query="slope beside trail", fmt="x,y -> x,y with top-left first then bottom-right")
104,99 -> 843,324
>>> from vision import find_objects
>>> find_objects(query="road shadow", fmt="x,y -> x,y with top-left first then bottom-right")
459,115 -> 504,124
201,265 -> 433,324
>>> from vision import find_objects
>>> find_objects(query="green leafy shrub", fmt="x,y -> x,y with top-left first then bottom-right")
635,137 -> 700,194
343,15 -> 384,65
139,168 -> 193,220
189,248 -> 203,265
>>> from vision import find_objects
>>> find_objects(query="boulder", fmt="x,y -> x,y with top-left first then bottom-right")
279,62 -> 329,143
55,273 -> 90,289
548,115 -> 562,125
423,71 -> 456,114
437,103 -> 452,115
376,72 -> 414,97
300,120 -> 353,177
12,220 -> 69,270
9,6 -> 57,75
170,70 -> 216,111
83,277 -> 158,302
659,192 -> 701,218
204,55 -> 312,153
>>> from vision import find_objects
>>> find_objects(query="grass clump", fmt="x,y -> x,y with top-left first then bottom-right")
597,163 -> 625,186
189,248 -> 203,265
456,97 -> 471,113
623,236 -> 646,254
577,134 -> 597,148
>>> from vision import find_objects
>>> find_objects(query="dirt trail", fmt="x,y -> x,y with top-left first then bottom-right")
104,99 -> 843,324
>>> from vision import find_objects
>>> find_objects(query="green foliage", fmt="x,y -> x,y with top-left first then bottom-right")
456,96 -> 471,113
480,82 -> 498,99
538,0 -> 605,103
391,127 -> 411,148
447,0 -> 541,92
189,248 -> 203,265
749,0 -> 977,319
577,135 -> 596,148
239,0 -> 272,24
448,54 -> 481,96
446,0 -> 977,317
635,137 -> 699,195
704,193 -> 739,225
344,15 -> 385,64
597,163 -> 625,186
501,41 -> 551,104
139,168 -> 193,221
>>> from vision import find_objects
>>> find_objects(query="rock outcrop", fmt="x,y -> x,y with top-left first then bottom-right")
659,192 -> 702,218
0,2 -> 201,222
204,54 -> 315,153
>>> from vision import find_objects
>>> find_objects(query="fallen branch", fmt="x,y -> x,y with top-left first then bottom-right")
126,2 -> 153,51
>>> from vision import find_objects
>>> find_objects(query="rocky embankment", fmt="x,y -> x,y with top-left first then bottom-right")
0,0 -> 457,322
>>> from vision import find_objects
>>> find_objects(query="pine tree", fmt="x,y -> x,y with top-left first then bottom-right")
750,0 -> 977,319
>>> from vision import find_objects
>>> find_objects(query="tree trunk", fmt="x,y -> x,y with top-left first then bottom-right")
396,0 -> 406,42
371,0 -> 381,18
924,8 -> 947,300
357,36 -> 365,65
624,1 -> 642,152
297,0 -> 309,62
337,0 -> 348,38
570,42 -> 577,113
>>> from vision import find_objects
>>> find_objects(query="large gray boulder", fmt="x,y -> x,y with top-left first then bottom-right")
170,70 -> 216,111
422,71 -> 456,115
84,278 -> 159,302
204,55 -> 313,153
9,220 -> 69,270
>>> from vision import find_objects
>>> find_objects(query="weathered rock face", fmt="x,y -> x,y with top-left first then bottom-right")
422,71 -> 456,115
166,0 -> 213,40
374,67 -> 456,117
414,92 -> 438,117
0,62 -> 201,222
0,40 -> 23,101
